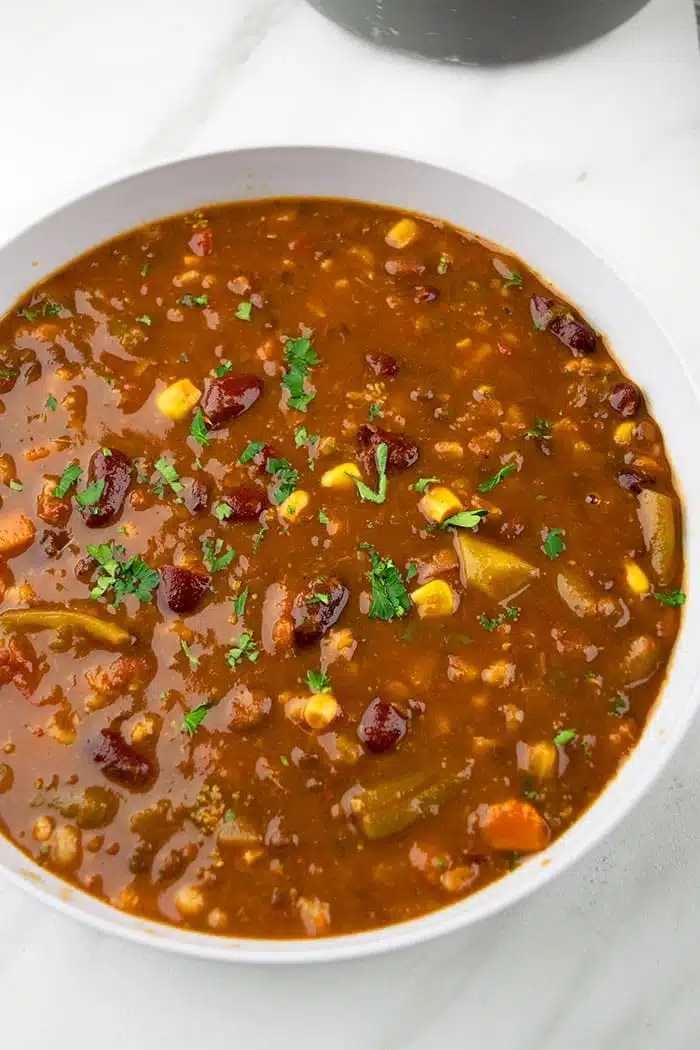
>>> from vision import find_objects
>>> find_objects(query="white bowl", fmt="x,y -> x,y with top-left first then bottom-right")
0,146 -> 698,963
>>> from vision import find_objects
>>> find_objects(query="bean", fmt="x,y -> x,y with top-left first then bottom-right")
183,479 -> 209,514
201,373 -> 263,428
549,314 -> 596,356
220,485 -> 267,522
159,565 -> 211,614
50,824 -> 82,869
292,577 -> 349,647
82,447 -> 132,528
609,381 -> 643,417
365,352 -> 399,377
356,424 -> 420,477
384,257 -> 426,277
530,295 -> 556,330
358,699 -> 407,754
188,228 -> 213,257
88,728 -> 155,789
617,468 -> 653,494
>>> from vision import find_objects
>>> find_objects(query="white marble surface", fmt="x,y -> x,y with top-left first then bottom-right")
1,0 -> 700,1046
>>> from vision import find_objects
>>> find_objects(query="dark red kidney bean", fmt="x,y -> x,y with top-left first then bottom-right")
609,381 -> 643,417
358,699 -> 408,754
183,479 -> 209,514
292,577 -> 349,647
159,565 -> 211,614
617,469 -> 653,494
201,373 -> 263,428
356,424 -> 420,477
82,448 -> 132,528
549,314 -> 596,356
88,729 -> 155,789
530,295 -> 556,330
365,351 -> 399,377
221,485 -> 267,522
413,285 -> 439,303
384,257 -> 426,277
188,228 -> 213,257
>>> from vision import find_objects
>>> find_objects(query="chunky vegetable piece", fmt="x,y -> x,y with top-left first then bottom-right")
0,197 -> 683,942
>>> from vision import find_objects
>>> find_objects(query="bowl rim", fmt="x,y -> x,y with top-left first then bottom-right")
0,142 -> 698,964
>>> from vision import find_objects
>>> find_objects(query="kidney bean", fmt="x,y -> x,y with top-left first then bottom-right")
356,424 -> 420,477
292,577 -> 349,647
617,468 -> 653,494
220,485 -> 267,522
530,295 -> 556,330
384,257 -> 426,277
188,228 -> 213,257
159,565 -> 211,614
201,373 -> 263,428
365,351 -> 399,377
183,479 -> 209,515
609,381 -> 643,417
81,447 -> 132,528
413,285 -> 440,304
88,729 -> 155,789
549,314 -> 596,356
358,699 -> 407,754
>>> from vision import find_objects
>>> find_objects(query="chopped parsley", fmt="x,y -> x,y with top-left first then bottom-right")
442,509 -> 489,530
9,480 -> 23,491
233,587 -> 249,618
180,639 -> 200,668
478,463 -> 517,493
349,442 -> 388,504
267,457 -> 300,505
136,314 -> 152,326
239,441 -> 265,464
367,401 -> 382,423
182,703 -> 210,736
45,394 -> 57,412
202,537 -> 236,573
406,561 -> 418,581
522,776 -> 542,801
154,457 -> 183,494
75,479 -> 105,511
307,592 -> 330,605
0,366 -> 19,381
281,334 -> 319,412
102,448 -> 113,457
525,419 -> 553,441
280,755 -> 290,768
414,477 -> 440,493
503,273 -> 523,289
235,301 -> 253,321
306,669 -> 331,693
252,525 -> 267,554
140,262 -> 150,278
190,407 -> 210,448
479,606 -> 520,632
214,502 -> 233,522
87,542 -> 159,605
215,359 -> 233,377
362,544 -> 411,621
611,694 -> 628,717
226,631 -> 259,668
54,463 -> 83,499
542,527 -> 565,560
17,306 -> 37,321
318,508 -> 330,525
179,294 -> 208,308
437,253 -> 450,276
554,728 -> 577,748
652,589 -> 686,607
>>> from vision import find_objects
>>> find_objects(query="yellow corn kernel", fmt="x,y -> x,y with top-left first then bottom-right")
456,337 -> 472,349
418,485 -> 463,525
528,741 -> 557,779
613,422 -> 635,446
434,441 -> 464,460
278,489 -> 310,522
320,462 -> 361,490
303,694 -> 340,729
385,217 -> 419,249
156,378 -> 201,421
411,579 -> 457,618
624,559 -> 651,595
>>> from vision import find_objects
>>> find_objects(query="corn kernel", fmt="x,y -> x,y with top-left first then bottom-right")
348,245 -> 375,265
624,559 -> 651,595
613,422 -> 635,446
410,579 -> 457,618
278,489 -> 310,522
385,217 -> 419,249
528,741 -> 557,779
303,694 -> 340,729
320,462 -> 361,490
456,337 -> 472,349
156,379 -> 201,421
418,485 -> 463,525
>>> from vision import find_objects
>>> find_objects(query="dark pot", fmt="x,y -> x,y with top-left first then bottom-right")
306,0 -> 652,65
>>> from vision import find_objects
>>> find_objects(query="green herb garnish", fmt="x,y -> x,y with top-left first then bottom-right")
45,394 -> 57,412
239,441 -> 265,464
307,593 -> 330,605
75,479 -> 105,511
478,463 -> 517,493
226,632 -> 259,668
136,314 -> 152,326
267,458 -> 300,505
190,407 -> 210,448
154,457 -> 183,494
9,480 -> 23,491
215,359 -> 233,377
54,463 -> 83,499
349,443 -> 388,504
525,419 -> 553,441
442,509 -> 488,530
406,561 -> 418,581
235,301 -> 253,321
368,401 -> 382,423
202,537 -> 235,573
180,639 -> 200,668
281,334 -> 319,412
214,502 -> 233,522
318,508 -> 330,525
522,776 -> 542,801
182,703 -> 210,736
252,524 -> 267,554
306,669 -> 331,693
414,477 -> 440,493
437,253 -> 450,276
503,273 -> 523,288
652,589 -> 686,607
233,587 -> 248,618
554,728 -> 577,747
542,527 -> 565,560
87,542 -> 159,605
610,695 -> 627,717
362,544 -> 411,622
179,294 -> 208,308
478,606 -> 520,632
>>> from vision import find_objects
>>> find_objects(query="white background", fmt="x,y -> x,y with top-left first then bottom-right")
1,1 -> 700,1047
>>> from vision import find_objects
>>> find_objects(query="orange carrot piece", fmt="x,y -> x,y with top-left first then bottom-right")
482,798 -> 549,853
0,512 -> 36,557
